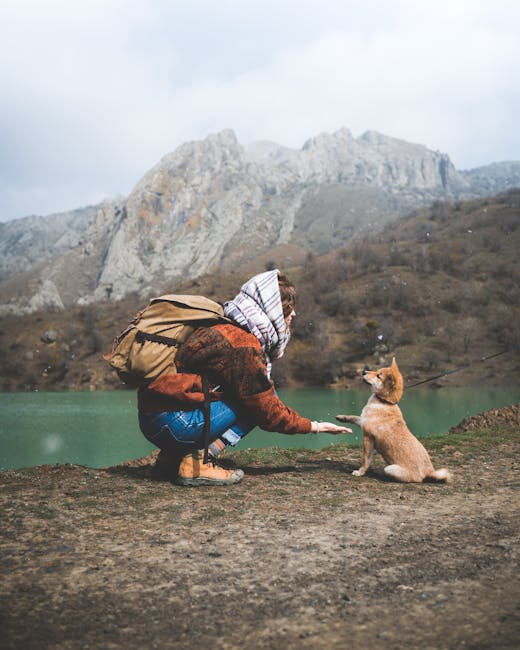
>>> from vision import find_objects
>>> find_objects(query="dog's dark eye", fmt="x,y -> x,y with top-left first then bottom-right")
376,373 -> 381,379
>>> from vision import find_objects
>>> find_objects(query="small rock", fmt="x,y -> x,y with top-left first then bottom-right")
41,329 -> 57,344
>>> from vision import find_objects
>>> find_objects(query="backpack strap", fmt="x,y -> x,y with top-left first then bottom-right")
201,373 -> 212,464
135,330 -> 181,346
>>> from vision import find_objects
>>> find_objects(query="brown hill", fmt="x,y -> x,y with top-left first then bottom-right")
1,190 -> 518,392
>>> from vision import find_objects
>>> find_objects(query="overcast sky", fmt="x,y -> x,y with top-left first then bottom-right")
1,0 -> 519,222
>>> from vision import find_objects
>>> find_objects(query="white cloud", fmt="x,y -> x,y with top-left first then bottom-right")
0,0 -> 519,221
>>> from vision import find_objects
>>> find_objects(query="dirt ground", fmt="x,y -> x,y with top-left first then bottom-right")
1,405 -> 519,649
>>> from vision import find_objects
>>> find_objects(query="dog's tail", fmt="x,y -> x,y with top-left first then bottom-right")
427,468 -> 452,483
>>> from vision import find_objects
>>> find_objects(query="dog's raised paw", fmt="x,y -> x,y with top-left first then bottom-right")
352,470 -> 362,477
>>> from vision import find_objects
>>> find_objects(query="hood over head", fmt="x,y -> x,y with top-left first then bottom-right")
223,269 -> 290,375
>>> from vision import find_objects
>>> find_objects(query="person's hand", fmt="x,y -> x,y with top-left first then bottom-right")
311,421 -> 353,434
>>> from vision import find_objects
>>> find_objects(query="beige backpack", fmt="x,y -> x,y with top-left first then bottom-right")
104,294 -> 232,387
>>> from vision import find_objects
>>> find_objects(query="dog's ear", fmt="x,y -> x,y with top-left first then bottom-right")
391,357 -> 399,372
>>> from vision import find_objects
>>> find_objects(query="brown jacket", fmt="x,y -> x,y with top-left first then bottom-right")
137,323 -> 312,434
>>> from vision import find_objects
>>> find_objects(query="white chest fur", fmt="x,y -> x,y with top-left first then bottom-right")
359,396 -> 392,428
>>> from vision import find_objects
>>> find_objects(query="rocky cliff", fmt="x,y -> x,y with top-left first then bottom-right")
1,127 -> 518,314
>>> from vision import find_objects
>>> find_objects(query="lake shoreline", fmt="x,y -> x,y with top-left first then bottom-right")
1,388 -> 518,471
1,405 -> 519,649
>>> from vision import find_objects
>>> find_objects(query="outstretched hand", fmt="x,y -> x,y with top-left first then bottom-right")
312,421 -> 353,434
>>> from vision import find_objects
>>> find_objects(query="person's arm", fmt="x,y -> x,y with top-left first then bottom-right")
219,337 -> 350,434
178,324 -> 351,434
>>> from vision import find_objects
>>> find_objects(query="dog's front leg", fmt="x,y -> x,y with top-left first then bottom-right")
336,414 -> 362,427
353,433 -> 375,477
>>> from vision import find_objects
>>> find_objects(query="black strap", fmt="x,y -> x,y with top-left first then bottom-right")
135,330 -> 180,347
406,349 -> 509,388
136,328 -> 212,461
202,374 -> 211,464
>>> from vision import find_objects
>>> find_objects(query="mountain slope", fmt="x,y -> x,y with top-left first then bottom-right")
0,191 -> 518,391
0,128 -> 519,315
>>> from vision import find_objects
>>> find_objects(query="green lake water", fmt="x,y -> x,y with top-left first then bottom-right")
0,388 -> 518,470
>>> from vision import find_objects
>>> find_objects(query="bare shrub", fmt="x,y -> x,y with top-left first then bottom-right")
441,296 -> 461,313
318,289 -> 343,317
352,243 -> 384,272
459,317 -> 480,353
422,349 -> 440,371
350,319 -> 381,355
430,201 -> 452,222
493,278 -> 520,305
488,306 -> 520,351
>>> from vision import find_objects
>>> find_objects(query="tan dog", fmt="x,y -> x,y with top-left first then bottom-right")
336,358 -> 452,483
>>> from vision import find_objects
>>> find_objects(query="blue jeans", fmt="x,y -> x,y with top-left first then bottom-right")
139,400 -> 253,455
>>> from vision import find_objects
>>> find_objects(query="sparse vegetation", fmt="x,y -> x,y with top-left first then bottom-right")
0,191 -> 519,391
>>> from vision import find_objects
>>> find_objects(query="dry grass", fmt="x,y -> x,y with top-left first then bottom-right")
0,191 -> 518,391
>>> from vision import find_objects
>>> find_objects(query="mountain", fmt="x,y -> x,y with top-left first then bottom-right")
1,127 -> 519,314
0,190 -> 518,391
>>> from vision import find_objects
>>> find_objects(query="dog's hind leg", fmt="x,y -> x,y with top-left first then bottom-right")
426,468 -> 452,483
383,464 -> 419,483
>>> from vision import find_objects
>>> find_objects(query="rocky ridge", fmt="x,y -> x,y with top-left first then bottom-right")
1,127 -> 519,313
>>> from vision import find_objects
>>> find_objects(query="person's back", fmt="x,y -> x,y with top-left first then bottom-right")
137,269 -> 351,486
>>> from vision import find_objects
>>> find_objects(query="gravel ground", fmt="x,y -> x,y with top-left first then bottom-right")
1,405 -> 519,649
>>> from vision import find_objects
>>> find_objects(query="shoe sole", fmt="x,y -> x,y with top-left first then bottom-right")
176,477 -> 243,486
176,471 -> 244,487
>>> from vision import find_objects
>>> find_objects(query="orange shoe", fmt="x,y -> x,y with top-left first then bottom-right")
177,450 -> 244,486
